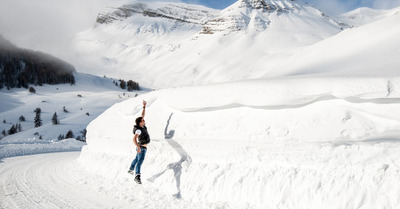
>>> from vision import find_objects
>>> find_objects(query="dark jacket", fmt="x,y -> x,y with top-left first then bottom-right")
133,125 -> 150,145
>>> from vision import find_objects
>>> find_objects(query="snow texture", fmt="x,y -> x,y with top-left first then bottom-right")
78,76 -> 400,208
1,1 -> 400,208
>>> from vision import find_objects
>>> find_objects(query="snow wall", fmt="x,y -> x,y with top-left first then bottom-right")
78,76 -> 400,208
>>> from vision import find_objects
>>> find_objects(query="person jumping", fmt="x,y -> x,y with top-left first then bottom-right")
128,100 -> 150,184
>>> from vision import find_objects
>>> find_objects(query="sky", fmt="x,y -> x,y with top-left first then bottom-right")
189,0 -> 400,11
188,0 -> 400,12
0,0 -> 399,66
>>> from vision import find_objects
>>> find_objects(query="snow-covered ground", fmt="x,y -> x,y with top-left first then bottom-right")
1,1 -> 400,209
2,75 -> 400,208
77,76 -> 400,208
1,152 -> 229,208
0,73 -> 145,158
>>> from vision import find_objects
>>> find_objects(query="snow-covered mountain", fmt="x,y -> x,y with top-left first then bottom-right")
96,2 -> 219,26
338,6 -> 400,27
265,12 -> 400,77
201,0 -> 348,34
74,0 -> 348,88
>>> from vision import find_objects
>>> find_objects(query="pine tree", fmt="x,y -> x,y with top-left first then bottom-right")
119,79 -> 126,89
8,125 -> 17,135
127,80 -> 140,91
52,112 -> 59,125
2,129 -> 7,136
66,130 -> 74,139
34,108 -> 42,127
81,129 -> 87,139
19,115 -> 25,122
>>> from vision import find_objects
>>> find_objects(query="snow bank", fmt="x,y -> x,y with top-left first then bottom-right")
0,138 -> 84,159
79,76 -> 400,208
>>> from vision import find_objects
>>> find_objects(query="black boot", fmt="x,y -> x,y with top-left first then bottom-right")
134,174 -> 142,184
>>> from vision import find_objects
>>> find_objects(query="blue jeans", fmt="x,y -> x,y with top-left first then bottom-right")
129,147 -> 147,175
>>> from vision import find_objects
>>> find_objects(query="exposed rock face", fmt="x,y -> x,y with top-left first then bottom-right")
96,3 -> 219,26
95,0 -> 349,35
200,0 -> 349,34
238,0 -> 278,12
200,0 -> 292,34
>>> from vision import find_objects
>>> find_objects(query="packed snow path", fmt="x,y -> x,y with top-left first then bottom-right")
0,152 -> 234,209
0,152 -> 126,209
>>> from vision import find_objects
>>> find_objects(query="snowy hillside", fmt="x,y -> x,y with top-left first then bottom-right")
265,13 -> 400,77
0,73 -> 146,158
73,0 -> 347,88
78,76 -> 400,208
338,6 -> 400,27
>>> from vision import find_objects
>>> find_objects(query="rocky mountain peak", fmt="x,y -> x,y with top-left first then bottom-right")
95,2 -> 219,25
237,0 -> 278,12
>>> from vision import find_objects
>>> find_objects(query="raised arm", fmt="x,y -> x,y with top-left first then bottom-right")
141,100 -> 147,118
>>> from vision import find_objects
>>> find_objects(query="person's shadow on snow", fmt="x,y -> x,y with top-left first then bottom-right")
148,113 -> 191,199
164,113 -> 175,139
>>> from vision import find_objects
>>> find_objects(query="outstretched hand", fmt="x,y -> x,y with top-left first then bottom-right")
143,100 -> 147,107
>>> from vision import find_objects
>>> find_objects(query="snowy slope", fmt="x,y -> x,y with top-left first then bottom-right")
338,6 -> 400,27
0,73 -> 146,158
264,13 -> 400,77
78,76 -> 400,208
73,0 -> 346,88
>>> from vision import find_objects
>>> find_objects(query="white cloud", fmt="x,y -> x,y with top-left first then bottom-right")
0,0 -> 189,60
0,0 -> 119,62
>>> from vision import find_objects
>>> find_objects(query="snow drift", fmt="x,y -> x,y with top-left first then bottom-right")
79,76 -> 400,208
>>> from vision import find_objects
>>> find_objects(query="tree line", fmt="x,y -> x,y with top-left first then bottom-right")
0,35 -> 76,89
116,79 -> 140,91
